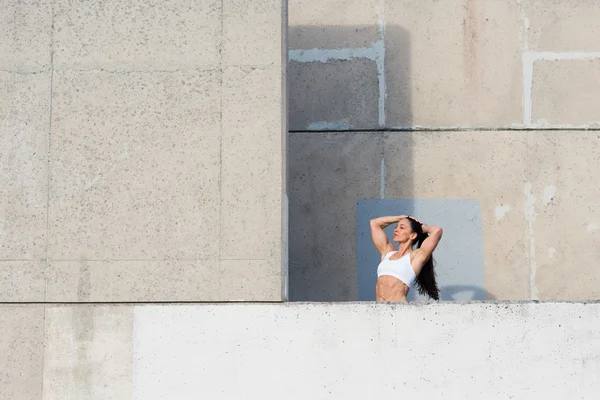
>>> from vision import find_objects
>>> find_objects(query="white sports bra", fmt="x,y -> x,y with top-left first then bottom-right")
377,251 -> 417,287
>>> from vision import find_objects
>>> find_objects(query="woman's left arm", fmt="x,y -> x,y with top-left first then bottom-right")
417,224 -> 443,259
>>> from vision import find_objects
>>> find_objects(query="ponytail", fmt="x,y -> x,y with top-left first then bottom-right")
407,219 -> 440,301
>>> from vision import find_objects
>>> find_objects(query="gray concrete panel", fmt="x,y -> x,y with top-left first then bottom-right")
289,58 -> 380,130
288,133 -> 383,301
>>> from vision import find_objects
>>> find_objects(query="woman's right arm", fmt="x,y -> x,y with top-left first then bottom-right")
369,215 -> 405,255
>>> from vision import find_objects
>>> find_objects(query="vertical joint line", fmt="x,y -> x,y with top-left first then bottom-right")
522,55 -> 534,126
380,159 -> 385,199
44,0 -> 57,304
521,17 -> 532,126
377,1 -> 386,128
42,5 -> 55,398
217,0 -> 225,297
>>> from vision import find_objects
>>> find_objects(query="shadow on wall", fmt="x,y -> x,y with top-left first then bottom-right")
287,25 -> 413,301
442,286 -> 497,301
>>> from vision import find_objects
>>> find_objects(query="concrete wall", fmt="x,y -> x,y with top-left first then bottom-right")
2,302 -> 600,399
288,0 -> 600,301
1,0 -> 287,301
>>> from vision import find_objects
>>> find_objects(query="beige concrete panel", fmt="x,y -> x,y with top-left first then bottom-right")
48,70 -> 220,261
45,260 -> 218,302
44,306 -> 133,400
532,60 -> 600,126
523,0 -> 600,52
219,259 -> 282,301
0,72 -> 50,260
289,0 -> 382,49
384,131 -> 530,300
527,131 -> 600,300
0,261 -> 45,302
385,0 -> 522,127
288,133 -> 383,301
0,0 -> 52,72
0,307 -> 44,400
53,0 -> 221,71
288,59 -> 379,130
223,0 -> 283,66
220,66 -> 284,260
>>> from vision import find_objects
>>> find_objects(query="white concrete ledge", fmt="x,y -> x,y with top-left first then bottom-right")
2,302 -> 599,399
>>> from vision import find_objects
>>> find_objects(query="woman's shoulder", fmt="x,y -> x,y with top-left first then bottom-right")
381,244 -> 397,260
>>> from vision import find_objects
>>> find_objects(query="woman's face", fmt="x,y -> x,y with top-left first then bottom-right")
393,218 -> 416,243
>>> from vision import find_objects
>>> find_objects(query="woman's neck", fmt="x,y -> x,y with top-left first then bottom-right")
397,241 -> 413,256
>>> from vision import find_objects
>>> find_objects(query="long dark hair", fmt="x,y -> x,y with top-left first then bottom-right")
407,217 -> 440,300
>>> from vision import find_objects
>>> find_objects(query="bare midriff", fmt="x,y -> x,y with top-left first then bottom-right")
376,275 -> 409,302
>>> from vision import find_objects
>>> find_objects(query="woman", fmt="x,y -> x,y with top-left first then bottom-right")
370,214 -> 443,302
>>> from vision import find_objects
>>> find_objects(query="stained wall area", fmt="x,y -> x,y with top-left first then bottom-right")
1,0 -> 287,302
288,0 -> 600,301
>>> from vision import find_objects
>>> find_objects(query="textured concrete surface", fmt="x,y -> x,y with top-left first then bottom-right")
288,0 -> 523,130
130,303 -> 600,399
0,72 -> 50,260
532,60 -> 600,125
220,66 -> 283,261
45,260 -> 219,302
384,0 -> 522,128
1,0 -> 286,301
2,303 -> 600,398
289,0 -> 600,130
48,70 -> 221,261
223,0 -> 284,67
289,0 -> 382,49
53,0 -> 222,71
0,261 -> 46,302
0,0 -> 52,73
0,307 -> 44,400
44,307 -> 133,400
528,132 -> 600,300
523,0 -> 600,52
219,259 -> 283,301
